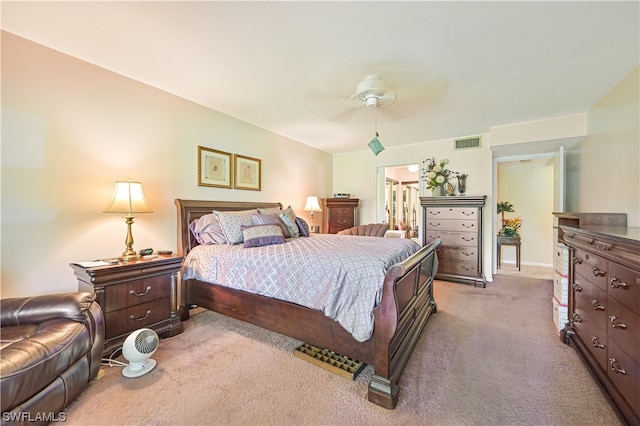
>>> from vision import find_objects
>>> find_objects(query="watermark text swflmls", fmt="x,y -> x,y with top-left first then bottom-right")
2,412 -> 67,422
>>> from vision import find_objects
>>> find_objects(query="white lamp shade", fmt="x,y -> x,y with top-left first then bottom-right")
104,180 -> 153,216
304,196 -> 322,213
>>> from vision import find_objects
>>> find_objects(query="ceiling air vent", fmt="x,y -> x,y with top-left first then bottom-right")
454,136 -> 481,150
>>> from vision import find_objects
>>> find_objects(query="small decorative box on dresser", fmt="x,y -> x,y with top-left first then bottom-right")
323,198 -> 359,234
421,196 -> 486,287
560,225 -> 640,425
70,255 -> 184,355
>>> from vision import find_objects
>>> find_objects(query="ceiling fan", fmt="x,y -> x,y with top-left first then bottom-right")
346,74 -> 396,155
348,74 -> 397,109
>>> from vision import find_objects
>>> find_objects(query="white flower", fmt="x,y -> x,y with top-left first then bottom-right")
432,165 -> 442,173
436,175 -> 445,184
441,159 -> 449,165
427,171 -> 436,179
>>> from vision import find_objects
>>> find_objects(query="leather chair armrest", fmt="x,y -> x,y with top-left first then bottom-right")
0,292 -> 98,326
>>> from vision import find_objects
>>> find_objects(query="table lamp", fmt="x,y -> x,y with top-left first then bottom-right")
104,179 -> 153,261
304,196 -> 322,233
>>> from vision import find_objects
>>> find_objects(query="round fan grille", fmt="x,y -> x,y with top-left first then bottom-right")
134,329 -> 159,354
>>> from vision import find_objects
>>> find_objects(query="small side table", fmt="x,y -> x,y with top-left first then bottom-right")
70,254 -> 184,355
497,236 -> 521,271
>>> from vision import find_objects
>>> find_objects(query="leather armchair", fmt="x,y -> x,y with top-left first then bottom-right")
337,223 -> 388,237
1,292 -> 104,424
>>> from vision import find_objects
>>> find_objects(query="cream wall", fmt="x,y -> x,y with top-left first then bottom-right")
567,66 -> 639,225
1,32 -> 332,298
497,162 -> 554,266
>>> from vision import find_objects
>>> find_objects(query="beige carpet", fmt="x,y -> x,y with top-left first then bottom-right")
64,276 -> 622,425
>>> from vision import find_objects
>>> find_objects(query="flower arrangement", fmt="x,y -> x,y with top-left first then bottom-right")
422,158 -> 457,190
499,217 -> 522,237
497,201 -> 521,237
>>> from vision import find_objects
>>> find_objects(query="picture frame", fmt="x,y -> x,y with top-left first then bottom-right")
234,154 -> 261,191
198,146 -> 233,189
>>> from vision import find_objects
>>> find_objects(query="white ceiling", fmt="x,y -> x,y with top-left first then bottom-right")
2,1 -> 638,154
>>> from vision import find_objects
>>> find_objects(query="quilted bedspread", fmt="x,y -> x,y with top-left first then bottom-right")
182,234 -> 420,342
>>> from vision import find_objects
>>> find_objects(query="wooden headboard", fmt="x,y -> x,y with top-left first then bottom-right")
174,199 -> 283,256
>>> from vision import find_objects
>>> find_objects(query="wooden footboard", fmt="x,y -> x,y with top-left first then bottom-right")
368,239 -> 440,408
175,199 -> 440,409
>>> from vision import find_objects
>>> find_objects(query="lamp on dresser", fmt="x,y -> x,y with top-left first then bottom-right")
104,179 -> 153,261
304,196 -> 322,233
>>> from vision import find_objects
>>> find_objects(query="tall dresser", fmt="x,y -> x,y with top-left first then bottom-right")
421,196 -> 486,287
560,225 -> 640,425
323,198 -> 359,234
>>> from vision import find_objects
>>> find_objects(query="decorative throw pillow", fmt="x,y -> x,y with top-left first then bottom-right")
250,214 -> 290,237
257,207 -> 283,215
295,217 -> 310,237
279,212 -> 300,238
281,206 -> 297,224
241,224 -> 285,248
214,209 -> 258,245
189,213 -> 228,245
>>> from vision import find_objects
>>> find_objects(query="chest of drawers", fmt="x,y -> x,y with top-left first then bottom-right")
70,255 -> 184,355
323,198 -> 359,234
421,196 -> 486,287
561,225 -> 640,425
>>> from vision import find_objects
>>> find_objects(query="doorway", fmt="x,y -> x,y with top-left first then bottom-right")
494,154 -> 559,280
383,164 -> 420,241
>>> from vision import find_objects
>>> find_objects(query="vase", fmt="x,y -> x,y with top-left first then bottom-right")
431,186 -> 444,196
457,175 -> 467,195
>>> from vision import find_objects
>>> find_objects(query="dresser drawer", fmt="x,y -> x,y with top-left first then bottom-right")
607,337 -> 640,417
425,218 -> 478,233
574,279 -> 608,335
426,231 -> 477,247
608,297 -> 640,363
436,245 -> 478,261
438,258 -> 478,276
572,307 -> 608,372
105,298 -> 171,339
104,275 -> 171,312
426,207 -> 478,220
609,262 -> 640,314
573,248 -> 608,290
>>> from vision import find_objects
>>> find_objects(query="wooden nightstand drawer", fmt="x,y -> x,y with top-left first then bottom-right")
104,275 -> 171,312
105,298 -> 171,339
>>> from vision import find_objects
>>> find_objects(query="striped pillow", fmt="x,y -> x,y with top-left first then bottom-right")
241,224 -> 286,248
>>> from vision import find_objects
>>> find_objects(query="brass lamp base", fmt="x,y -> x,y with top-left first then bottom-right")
119,216 -> 140,262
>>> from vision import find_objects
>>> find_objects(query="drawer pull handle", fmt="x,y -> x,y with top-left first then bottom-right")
571,313 -> 582,324
591,300 -> 605,311
130,310 -> 151,321
609,277 -> 628,289
586,239 -> 595,245
429,222 -> 441,227
462,212 -> 474,216
129,286 -> 152,297
565,233 -> 574,239
461,237 -> 475,242
573,257 -> 583,265
572,283 -> 583,292
609,315 -> 627,329
461,224 -> 475,228
591,336 -> 605,349
608,358 -> 627,374
592,267 -> 605,277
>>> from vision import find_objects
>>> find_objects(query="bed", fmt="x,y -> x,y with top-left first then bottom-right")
175,199 -> 441,409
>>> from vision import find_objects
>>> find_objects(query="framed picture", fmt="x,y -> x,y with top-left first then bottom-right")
198,146 -> 233,189
234,154 -> 261,191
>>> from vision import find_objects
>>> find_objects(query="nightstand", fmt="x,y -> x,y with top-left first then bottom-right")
70,254 -> 184,355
